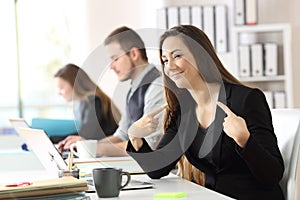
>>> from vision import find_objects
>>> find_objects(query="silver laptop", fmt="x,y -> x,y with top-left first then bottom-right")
9,117 -> 70,154
17,127 -> 68,175
9,118 -> 30,130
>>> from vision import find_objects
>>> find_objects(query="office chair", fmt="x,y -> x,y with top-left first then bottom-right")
271,109 -> 300,200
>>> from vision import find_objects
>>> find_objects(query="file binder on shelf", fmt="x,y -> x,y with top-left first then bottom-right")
245,0 -> 258,25
250,43 -> 263,76
191,6 -> 203,29
274,91 -> 286,108
239,45 -> 251,77
157,8 -> 168,30
263,91 -> 274,109
179,6 -> 190,25
215,5 -> 228,53
264,43 -> 278,76
203,5 -> 215,47
167,6 -> 179,29
234,0 -> 245,25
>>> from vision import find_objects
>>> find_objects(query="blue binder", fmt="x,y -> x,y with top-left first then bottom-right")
31,118 -> 80,137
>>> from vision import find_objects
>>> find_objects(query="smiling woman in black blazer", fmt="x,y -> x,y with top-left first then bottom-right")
126,25 -> 285,200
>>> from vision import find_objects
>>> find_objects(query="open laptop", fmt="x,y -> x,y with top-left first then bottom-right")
16,127 -> 152,191
9,118 -> 73,144
9,118 -> 30,130
17,127 -> 68,173
9,118 -> 70,157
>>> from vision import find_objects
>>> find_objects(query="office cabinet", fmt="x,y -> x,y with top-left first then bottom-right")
156,1 -> 293,108
232,24 -> 292,108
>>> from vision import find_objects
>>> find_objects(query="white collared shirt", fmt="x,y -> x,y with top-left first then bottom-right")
113,64 -> 165,150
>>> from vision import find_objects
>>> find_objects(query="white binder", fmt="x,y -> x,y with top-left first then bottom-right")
191,6 -> 203,29
156,8 -> 167,30
274,91 -> 286,108
250,43 -> 263,77
179,6 -> 190,25
203,5 -> 215,47
234,0 -> 245,25
239,45 -> 251,77
167,6 -> 179,29
263,91 -> 274,109
245,0 -> 257,25
264,43 -> 278,76
215,5 -> 228,53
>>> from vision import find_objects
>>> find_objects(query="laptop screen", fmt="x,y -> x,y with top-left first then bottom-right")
9,118 -> 30,131
17,127 -> 68,175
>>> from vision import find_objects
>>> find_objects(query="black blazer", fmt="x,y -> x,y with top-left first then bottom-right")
127,82 -> 285,200
76,95 -> 118,139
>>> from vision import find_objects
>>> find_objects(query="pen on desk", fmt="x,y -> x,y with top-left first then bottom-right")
48,152 -> 62,170
48,151 -> 54,161
5,182 -> 31,187
68,152 -> 74,170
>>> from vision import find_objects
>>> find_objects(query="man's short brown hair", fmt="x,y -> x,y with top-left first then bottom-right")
104,26 -> 148,61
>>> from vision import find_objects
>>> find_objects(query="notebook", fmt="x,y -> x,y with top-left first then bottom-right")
74,158 -> 145,179
85,178 -> 153,192
0,176 -> 88,199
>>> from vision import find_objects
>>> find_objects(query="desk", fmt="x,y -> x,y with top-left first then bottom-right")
0,134 -> 234,200
85,174 -> 234,200
0,134 -> 58,183
74,156 -> 144,175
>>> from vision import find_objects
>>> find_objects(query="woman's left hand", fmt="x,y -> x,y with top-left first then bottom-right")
217,101 -> 250,148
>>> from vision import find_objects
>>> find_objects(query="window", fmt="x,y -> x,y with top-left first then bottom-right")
0,0 -> 88,127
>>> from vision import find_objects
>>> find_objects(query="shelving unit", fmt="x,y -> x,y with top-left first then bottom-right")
232,23 -> 293,108
156,1 -> 293,108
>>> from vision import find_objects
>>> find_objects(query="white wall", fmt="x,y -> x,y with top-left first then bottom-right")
80,0 -> 163,114
82,0 -> 300,109
79,0 -> 140,114
258,0 -> 300,107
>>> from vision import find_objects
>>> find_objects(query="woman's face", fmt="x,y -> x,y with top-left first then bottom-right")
161,36 -> 201,89
54,77 -> 74,102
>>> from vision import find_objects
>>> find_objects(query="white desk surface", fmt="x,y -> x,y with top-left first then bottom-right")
86,174 -> 234,200
0,134 -> 234,200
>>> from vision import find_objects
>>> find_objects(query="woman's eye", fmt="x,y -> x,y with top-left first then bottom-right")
162,59 -> 168,65
174,54 -> 182,59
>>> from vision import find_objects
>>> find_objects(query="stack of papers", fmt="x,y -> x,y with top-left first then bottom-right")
0,176 -> 88,199
74,156 -> 145,175
74,157 -> 154,192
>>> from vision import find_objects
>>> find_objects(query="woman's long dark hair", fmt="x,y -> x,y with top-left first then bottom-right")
54,63 -> 121,123
159,25 -> 242,185
159,25 -> 241,130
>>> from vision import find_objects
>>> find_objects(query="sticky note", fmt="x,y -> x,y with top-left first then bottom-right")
154,192 -> 187,198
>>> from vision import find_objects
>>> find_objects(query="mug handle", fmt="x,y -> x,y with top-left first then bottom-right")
69,143 -> 79,157
120,171 -> 131,189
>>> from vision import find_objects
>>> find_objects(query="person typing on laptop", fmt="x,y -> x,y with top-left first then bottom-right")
55,64 -> 121,150
58,27 -> 165,157
95,26 -> 165,156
